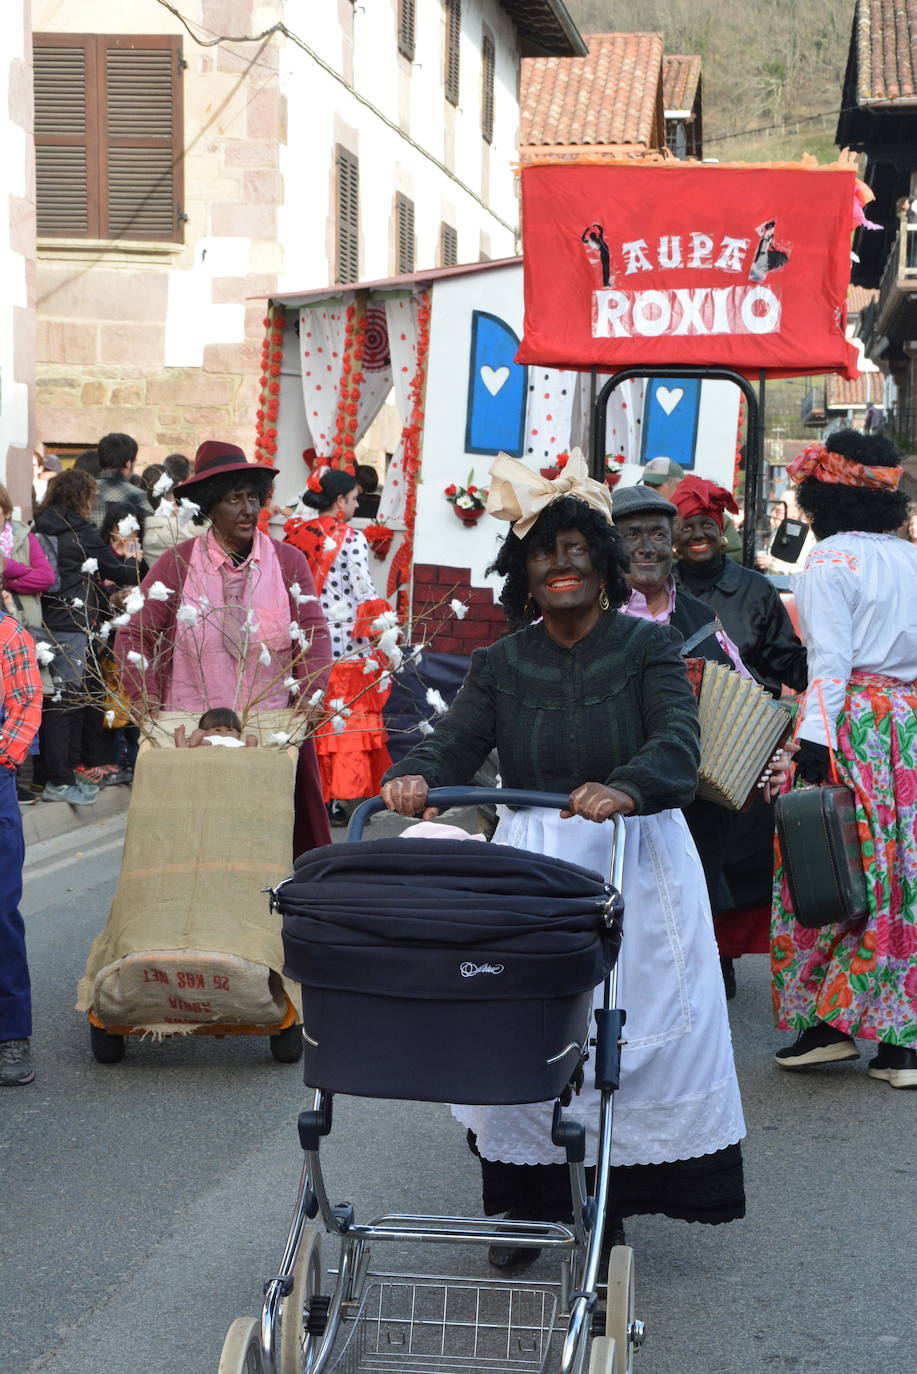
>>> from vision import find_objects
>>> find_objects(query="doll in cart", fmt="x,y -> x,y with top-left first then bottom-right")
219,464 -> 745,1374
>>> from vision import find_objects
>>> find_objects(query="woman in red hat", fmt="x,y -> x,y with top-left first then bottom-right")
115,441 -> 334,852
671,474 -> 808,996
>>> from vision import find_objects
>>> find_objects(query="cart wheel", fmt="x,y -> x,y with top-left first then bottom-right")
604,1245 -> 638,1374
270,1023 -> 304,1064
278,1226 -> 324,1374
218,1316 -> 263,1374
589,1336 -> 618,1372
89,1023 -> 126,1064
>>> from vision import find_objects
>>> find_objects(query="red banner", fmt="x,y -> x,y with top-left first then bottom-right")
517,164 -> 860,379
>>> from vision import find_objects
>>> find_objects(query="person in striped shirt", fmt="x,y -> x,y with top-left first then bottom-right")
0,611 -> 42,1086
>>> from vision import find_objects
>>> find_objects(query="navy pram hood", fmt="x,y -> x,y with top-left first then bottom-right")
280,837 -> 623,1002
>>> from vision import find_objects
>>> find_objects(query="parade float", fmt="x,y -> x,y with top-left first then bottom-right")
259,157 -> 866,720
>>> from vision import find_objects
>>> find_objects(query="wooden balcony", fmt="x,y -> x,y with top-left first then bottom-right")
869,213 -> 917,347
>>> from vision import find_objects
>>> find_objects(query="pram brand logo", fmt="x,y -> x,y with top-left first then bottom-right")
460,962 -> 505,978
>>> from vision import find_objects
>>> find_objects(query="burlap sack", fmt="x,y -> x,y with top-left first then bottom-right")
77,746 -> 301,1032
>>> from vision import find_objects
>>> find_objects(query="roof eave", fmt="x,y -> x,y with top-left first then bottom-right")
503,0 -> 588,58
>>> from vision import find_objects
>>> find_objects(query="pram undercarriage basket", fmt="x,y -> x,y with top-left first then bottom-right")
219,789 -> 643,1374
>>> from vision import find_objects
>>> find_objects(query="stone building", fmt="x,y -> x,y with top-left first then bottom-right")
20,0 -> 583,490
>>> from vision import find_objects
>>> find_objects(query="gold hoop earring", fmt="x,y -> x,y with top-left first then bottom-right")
599,587 -> 610,612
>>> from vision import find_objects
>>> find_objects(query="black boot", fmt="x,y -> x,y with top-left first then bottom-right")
719,955 -> 737,1000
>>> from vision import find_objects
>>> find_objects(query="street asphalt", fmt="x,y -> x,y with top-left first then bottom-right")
2,807 -> 914,1374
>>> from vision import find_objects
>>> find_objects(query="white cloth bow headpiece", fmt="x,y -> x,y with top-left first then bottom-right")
485,448 -> 615,539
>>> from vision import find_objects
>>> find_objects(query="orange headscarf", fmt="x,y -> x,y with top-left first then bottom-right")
786,443 -> 900,490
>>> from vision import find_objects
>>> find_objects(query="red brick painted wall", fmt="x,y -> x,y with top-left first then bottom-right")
412,564 -> 506,655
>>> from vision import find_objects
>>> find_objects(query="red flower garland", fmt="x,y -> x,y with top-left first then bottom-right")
254,304 -> 286,529
329,300 -> 363,471
386,291 -> 432,618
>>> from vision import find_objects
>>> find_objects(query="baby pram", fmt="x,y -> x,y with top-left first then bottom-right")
218,788 -> 643,1374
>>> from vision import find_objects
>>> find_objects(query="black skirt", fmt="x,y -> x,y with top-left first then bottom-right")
469,1132 -> 745,1226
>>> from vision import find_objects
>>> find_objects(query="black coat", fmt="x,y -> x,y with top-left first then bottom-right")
32,507 -> 141,632
674,556 -> 807,698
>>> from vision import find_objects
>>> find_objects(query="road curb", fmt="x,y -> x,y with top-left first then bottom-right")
21,784 -> 132,849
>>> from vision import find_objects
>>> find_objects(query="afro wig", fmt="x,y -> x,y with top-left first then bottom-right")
487,494 -> 630,632
190,467 -> 275,524
795,429 -> 908,539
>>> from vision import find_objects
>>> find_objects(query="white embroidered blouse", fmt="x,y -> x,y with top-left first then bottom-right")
795,532 -> 917,746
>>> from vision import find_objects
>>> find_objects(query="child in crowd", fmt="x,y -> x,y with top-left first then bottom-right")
174,707 -> 258,749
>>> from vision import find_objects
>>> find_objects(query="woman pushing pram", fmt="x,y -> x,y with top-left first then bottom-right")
381,455 -> 746,1263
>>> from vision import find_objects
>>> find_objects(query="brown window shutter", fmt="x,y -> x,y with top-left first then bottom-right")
396,194 -> 415,274
481,33 -> 495,144
336,147 -> 360,284
100,37 -> 184,243
34,33 -> 182,242
444,0 -> 461,106
440,222 -> 457,267
33,35 -> 97,237
398,0 -> 415,61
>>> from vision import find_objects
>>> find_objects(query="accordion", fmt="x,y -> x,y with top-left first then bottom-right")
685,659 -> 794,810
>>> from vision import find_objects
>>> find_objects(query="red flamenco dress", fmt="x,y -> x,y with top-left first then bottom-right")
284,513 -> 393,801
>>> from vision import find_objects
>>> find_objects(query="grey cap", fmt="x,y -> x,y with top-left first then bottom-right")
612,484 -> 677,522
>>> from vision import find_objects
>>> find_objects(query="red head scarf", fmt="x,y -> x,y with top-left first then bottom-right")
670,475 -> 739,532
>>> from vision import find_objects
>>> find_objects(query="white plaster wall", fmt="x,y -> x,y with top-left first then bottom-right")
278,0 -> 520,291
0,1 -> 32,489
164,237 -> 249,368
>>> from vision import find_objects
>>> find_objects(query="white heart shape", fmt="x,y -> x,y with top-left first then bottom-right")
656,385 -> 684,416
481,365 -> 510,397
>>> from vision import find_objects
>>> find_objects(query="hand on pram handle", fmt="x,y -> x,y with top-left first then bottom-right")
380,776 -> 636,825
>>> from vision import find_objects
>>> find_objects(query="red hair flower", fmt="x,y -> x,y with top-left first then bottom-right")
268,381 -> 280,395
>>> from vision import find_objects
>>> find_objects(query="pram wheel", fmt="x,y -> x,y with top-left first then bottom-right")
270,1023 -> 304,1063
589,1336 -> 619,1372
604,1245 -> 638,1373
218,1316 -> 262,1373
278,1225 -> 323,1374
89,1023 -> 126,1064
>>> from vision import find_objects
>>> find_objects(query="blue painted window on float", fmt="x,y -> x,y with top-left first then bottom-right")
640,378 -> 702,469
465,311 -> 528,456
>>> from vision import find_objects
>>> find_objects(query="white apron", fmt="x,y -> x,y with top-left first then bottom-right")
451,808 -> 746,1168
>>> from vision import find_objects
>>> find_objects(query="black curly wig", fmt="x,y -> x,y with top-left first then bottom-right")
487,495 -> 631,631
795,429 -> 908,539
189,468 -> 275,524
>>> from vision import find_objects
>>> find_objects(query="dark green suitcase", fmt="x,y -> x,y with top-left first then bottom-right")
775,785 -> 869,928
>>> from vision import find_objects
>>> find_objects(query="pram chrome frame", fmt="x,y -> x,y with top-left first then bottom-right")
251,789 -> 637,1374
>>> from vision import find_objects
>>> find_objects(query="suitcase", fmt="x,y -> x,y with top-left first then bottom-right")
775,785 -> 869,928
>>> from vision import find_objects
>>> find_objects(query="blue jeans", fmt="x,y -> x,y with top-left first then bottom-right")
0,765 -> 31,1039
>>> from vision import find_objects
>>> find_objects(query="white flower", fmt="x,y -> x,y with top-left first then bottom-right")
329,698 -> 351,716
126,651 -> 149,669
124,587 -> 145,615
449,599 -> 468,620
308,689 -> 325,708
426,687 -> 448,714
282,675 -> 297,689
152,472 -> 173,497
110,612 -> 130,628
268,730 -> 291,746
147,581 -> 173,602
176,603 -> 199,626
97,622 -> 113,641
104,709 -> 115,726
378,626 -> 403,670
71,597 -> 84,609
258,642 -> 271,667
288,582 -> 318,605
331,714 -> 347,734
456,494 -> 474,510
328,599 -> 350,621
371,609 -> 399,633
323,536 -> 337,552
50,690 -> 61,702
418,719 -> 435,736
81,557 -> 98,574
178,498 -> 200,520
34,641 -> 56,666
243,608 -> 260,634
198,593 -> 210,607
117,514 -> 140,536
289,621 -> 307,648
362,657 -> 377,675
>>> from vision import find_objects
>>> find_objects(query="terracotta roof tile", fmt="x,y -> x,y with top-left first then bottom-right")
846,284 -> 879,313
826,370 -> 884,408
855,0 -> 917,105
521,32 -> 665,148
663,55 -> 701,114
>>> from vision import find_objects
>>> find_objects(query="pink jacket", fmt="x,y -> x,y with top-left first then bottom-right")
115,536 -> 333,709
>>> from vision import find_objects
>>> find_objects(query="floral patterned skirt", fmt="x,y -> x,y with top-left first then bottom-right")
771,673 -> 917,1046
